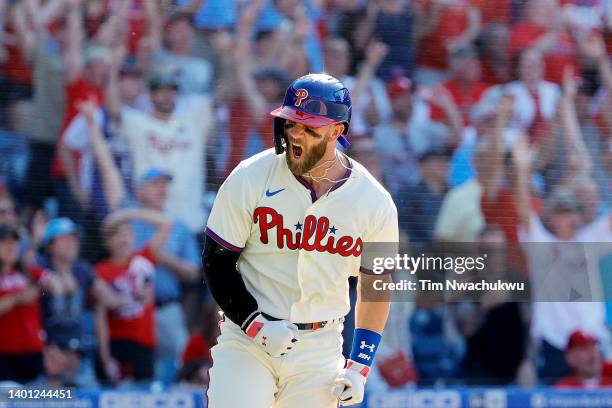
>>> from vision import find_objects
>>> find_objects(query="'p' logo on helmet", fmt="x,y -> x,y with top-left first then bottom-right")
294,88 -> 309,107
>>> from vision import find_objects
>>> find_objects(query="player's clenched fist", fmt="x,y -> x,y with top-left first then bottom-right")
333,360 -> 369,406
242,313 -> 299,357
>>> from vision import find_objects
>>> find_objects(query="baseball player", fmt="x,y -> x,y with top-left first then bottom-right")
202,73 -> 398,407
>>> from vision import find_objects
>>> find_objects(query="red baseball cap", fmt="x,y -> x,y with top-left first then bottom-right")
567,330 -> 599,350
387,77 -> 412,99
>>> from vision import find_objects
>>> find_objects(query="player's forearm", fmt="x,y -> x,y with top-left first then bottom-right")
202,237 -> 259,327
342,273 -> 391,379
355,274 -> 390,333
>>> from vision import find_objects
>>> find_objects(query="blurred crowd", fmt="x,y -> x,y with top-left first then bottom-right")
1,0 -> 612,393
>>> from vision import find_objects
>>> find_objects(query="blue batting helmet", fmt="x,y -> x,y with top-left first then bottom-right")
270,73 -> 352,154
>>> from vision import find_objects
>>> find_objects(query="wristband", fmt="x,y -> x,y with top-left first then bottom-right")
349,328 -> 382,368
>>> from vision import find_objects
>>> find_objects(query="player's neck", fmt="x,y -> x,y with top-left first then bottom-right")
302,151 -> 349,195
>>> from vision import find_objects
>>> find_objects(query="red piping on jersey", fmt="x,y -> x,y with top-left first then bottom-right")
205,227 -> 243,252
293,159 -> 353,202
294,175 -> 318,202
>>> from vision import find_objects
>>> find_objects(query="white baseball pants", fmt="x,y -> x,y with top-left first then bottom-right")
207,318 -> 345,408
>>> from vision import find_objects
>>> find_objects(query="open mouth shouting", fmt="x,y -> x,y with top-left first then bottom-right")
291,143 -> 303,160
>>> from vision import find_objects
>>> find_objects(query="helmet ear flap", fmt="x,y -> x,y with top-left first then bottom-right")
274,117 -> 288,154
342,122 -> 349,135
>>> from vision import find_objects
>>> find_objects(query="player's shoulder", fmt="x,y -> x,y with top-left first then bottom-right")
348,157 -> 396,209
232,148 -> 280,173
224,148 -> 282,186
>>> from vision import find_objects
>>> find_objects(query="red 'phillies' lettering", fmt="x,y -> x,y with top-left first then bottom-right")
253,207 -> 362,257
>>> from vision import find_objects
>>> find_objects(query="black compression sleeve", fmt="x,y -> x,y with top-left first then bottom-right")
202,236 -> 259,328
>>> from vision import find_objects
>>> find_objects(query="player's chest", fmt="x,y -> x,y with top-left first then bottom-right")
248,182 -> 364,257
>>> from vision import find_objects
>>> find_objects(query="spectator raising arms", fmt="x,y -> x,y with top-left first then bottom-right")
143,0 -> 213,95
224,3 -> 290,177
53,0 -> 131,221
323,38 -> 391,137
414,0 -> 481,85
509,0 -> 578,85
106,45 -> 214,232
81,101 -> 201,383
514,132 -> 612,384
428,46 -> 489,126
373,76 -> 462,196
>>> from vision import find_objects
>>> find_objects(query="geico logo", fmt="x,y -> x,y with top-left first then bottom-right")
368,390 -> 462,408
99,392 -> 195,408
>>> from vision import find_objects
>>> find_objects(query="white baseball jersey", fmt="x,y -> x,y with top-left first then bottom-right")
119,96 -> 212,231
206,148 -> 398,324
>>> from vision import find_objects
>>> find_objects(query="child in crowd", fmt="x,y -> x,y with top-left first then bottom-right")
93,208 -> 171,384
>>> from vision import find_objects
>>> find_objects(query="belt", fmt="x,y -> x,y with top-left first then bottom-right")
261,313 -> 344,331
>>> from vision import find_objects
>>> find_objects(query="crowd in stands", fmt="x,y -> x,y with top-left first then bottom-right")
1,0 -> 612,393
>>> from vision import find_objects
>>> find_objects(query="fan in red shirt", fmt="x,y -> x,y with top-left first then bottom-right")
0,225 -> 44,383
472,0 -> 511,25
94,208 -> 172,384
429,46 -> 489,126
223,26 -> 289,178
556,330 -> 612,389
415,0 -> 481,72
509,0 -> 578,85
51,0 -> 129,213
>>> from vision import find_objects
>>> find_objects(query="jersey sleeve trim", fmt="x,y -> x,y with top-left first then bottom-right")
205,227 -> 244,253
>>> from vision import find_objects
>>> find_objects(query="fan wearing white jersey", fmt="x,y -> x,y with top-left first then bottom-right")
202,73 -> 398,407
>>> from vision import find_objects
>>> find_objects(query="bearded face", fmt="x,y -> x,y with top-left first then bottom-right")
284,121 -> 331,175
